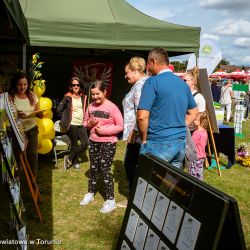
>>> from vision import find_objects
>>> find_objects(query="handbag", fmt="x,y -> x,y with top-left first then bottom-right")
219,86 -> 229,104
185,126 -> 198,162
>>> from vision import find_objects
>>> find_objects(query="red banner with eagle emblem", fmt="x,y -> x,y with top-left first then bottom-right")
73,61 -> 114,98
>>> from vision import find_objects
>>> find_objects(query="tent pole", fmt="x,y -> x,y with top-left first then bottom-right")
195,52 -> 198,67
22,43 -> 26,72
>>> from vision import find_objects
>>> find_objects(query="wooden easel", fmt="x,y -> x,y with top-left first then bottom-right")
197,69 -> 222,176
19,151 -> 43,222
206,115 -> 222,177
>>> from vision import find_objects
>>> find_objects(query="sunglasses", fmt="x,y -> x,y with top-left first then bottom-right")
71,84 -> 80,87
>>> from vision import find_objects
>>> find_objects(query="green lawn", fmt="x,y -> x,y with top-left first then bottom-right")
1,122 -> 250,249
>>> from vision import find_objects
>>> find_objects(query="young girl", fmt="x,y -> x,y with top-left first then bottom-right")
188,112 -> 208,181
80,80 -> 123,213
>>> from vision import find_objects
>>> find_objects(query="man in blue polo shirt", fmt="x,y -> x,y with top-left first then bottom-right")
137,48 -> 198,168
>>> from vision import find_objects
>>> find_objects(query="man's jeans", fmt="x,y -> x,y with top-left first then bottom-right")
140,139 -> 186,169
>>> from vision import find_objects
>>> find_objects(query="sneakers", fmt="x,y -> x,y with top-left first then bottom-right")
99,199 -> 117,213
117,199 -> 128,208
80,193 -> 94,206
73,163 -> 81,170
64,155 -> 72,170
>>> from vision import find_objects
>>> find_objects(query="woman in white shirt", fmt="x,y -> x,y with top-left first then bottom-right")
184,68 -> 206,131
220,80 -> 233,124
9,71 -> 43,179
184,68 -> 206,112
122,57 -> 148,191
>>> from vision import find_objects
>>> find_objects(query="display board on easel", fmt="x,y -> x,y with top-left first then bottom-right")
197,69 -> 222,176
0,92 -> 43,222
117,154 -> 246,250
0,136 -> 28,248
233,84 -> 249,137
0,96 -> 27,248
197,68 -> 218,133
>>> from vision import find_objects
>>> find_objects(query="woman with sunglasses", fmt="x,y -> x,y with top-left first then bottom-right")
57,77 -> 89,170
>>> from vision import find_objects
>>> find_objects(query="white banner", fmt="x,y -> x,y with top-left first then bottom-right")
187,39 -> 222,77
187,53 -> 196,71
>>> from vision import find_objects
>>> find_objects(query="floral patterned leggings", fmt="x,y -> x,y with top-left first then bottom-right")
188,158 -> 205,181
88,140 -> 116,200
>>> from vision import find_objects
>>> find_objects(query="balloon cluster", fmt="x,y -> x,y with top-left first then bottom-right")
36,97 -> 54,154
31,53 -> 55,154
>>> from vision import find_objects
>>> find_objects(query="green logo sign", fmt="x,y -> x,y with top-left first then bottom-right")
202,45 -> 212,55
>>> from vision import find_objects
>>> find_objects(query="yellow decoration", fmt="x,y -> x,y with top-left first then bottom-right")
38,139 -> 53,154
43,129 -> 55,140
36,118 -> 45,134
40,97 -> 52,110
40,118 -> 54,135
236,156 -> 250,168
43,109 -> 53,119
33,81 -> 46,97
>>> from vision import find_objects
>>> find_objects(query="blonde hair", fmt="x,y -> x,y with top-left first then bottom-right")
127,57 -> 146,73
187,67 -> 199,89
199,111 -> 209,130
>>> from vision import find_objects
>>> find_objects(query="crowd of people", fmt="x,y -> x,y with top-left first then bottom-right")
10,47 -> 226,213
210,78 -> 250,123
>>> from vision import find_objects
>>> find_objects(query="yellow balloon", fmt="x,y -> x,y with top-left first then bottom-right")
43,109 -> 53,119
43,128 -> 55,140
38,139 -> 53,154
36,118 -> 45,134
33,83 -> 46,97
40,118 -> 54,135
39,97 -> 52,110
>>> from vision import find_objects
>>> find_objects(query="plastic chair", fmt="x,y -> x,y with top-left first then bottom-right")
53,121 -> 71,164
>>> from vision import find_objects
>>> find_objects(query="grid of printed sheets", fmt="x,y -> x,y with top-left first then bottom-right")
121,177 -> 201,250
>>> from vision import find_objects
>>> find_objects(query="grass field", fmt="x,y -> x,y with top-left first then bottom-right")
1,122 -> 250,249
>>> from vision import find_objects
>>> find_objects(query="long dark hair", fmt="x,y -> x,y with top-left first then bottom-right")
68,76 -> 83,95
8,71 -> 36,106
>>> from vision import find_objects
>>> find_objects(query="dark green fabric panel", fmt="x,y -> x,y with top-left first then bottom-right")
3,0 -> 29,43
20,0 -> 200,54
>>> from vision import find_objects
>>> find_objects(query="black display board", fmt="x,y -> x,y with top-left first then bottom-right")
117,154 -> 246,250
198,68 -> 218,133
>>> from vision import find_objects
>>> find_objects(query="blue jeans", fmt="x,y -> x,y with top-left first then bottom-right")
140,139 -> 186,169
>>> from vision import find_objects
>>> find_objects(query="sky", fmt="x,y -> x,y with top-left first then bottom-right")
126,0 -> 250,67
